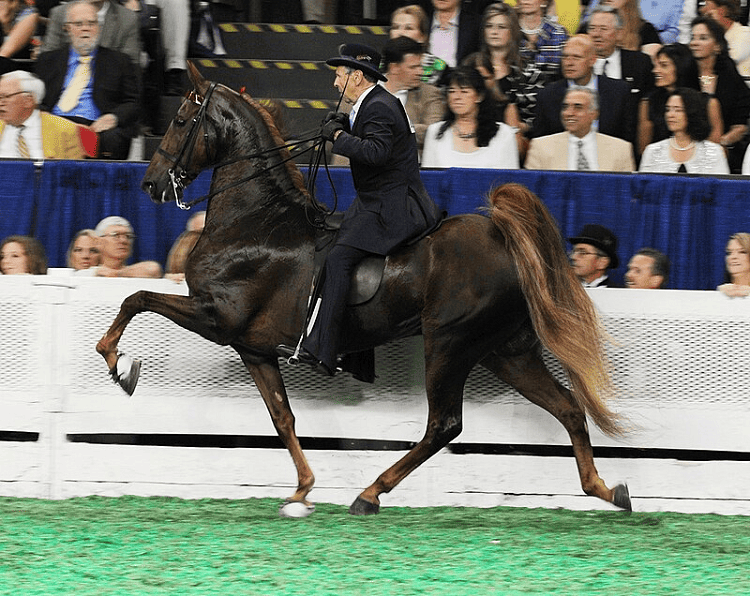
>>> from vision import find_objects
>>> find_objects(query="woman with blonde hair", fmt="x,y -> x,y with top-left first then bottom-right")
66,229 -> 100,271
718,232 -> 750,296
389,4 -> 447,85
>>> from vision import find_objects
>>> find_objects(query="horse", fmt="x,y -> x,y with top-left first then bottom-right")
97,62 -> 632,517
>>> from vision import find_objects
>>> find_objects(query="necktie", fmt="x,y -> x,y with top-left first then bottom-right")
57,56 -> 92,113
602,59 -> 608,76
16,125 -> 30,159
577,140 -> 590,171
349,106 -> 357,129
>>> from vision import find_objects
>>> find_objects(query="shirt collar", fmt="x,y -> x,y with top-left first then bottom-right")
583,275 -> 608,288
431,8 -> 460,29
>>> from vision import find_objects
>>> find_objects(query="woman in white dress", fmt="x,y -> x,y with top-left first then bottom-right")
421,66 -> 519,169
639,87 -> 730,175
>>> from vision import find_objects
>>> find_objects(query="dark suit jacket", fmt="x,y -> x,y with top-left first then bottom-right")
618,49 -> 655,103
531,75 -> 636,144
35,46 -> 141,134
331,85 -> 442,255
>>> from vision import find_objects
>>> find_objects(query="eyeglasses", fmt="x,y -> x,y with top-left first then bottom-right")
0,91 -> 30,102
102,232 -> 135,240
569,248 -> 604,258
66,20 -> 99,28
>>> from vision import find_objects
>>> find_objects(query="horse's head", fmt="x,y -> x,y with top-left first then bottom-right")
142,62 -> 221,205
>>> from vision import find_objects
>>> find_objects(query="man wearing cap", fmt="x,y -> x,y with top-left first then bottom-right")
568,224 -> 619,287
78,216 -> 162,278
277,43 -> 442,376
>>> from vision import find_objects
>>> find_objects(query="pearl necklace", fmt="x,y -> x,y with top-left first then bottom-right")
520,24 -> 542,36
699,74 -> 715,89
669,137 -> 695,151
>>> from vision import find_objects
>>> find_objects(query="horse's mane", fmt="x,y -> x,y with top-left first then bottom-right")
238,92 -> 310,198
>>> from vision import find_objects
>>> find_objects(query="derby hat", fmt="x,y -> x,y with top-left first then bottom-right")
326,43 -> 387,82
568,224 -> 619,269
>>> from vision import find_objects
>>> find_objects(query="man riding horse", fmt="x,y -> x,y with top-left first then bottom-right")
277,44 -> 443,376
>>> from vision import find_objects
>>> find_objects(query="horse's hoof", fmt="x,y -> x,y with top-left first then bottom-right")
110,354 -> 141,396
279,500 -> 315,518
349,496 -> 380,516
612,483 -> 632,512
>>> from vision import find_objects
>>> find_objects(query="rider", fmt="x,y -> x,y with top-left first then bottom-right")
277,43 -> 442,376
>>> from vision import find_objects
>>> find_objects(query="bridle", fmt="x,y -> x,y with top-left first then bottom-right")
155,82 -> 326,211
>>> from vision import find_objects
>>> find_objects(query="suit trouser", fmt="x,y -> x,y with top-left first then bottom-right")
302,244 -> 371,371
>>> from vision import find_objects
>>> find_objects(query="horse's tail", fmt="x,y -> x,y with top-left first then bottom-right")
486,183 -> 623,437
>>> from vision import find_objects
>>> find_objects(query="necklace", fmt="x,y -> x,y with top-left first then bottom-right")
669,137 -> 695,151
520,24 -> 542,36
456,130 -> 477,139
700,74 -> 715,88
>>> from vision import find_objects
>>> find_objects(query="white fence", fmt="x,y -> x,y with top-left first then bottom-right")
1,275 -> 748,515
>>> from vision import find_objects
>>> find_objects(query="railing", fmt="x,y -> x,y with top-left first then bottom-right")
1,275 -> 748,514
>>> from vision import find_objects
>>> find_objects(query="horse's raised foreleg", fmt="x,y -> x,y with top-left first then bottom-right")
481,350 -> 631,511
350,349 -> 474,515
238,354 -> 316,518
97,290 -> 234,395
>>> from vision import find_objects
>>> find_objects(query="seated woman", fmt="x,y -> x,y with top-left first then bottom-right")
389,4 -> 446,86
690,15 -> 750,172
67,229 -> 100,272
638,43 -> 723,157
0,0 -> 38,59
422,66 -> 519,169
639,87 -> 729,174
718,232 -> 750,297
164,230 -> 201,283
0,234 -> 47,274
463,2 -> 544,147
517,0 -> 568,84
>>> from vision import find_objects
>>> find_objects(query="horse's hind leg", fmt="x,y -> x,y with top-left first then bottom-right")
238,353 -> 316,518
481,350 -> 631,511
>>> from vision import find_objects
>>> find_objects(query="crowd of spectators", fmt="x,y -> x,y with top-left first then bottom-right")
2,0 -> 750,290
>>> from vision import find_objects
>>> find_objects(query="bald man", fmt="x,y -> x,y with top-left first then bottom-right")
531,34 -> 635,144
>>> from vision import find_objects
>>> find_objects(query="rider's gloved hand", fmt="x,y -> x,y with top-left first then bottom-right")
323,111 -> 349,127
321,118 -> 345,142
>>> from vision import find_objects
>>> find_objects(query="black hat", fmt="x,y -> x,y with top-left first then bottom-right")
326,43 -> 387,82
568,224 -> 619,269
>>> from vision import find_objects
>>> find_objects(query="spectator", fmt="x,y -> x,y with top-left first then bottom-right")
36,0 -> 141,160
463,2 -> 543,142
381,36 -> 445,154
67,229 -> 100,270
390,4 -> 447,85
517,0 -> 568,84
639,87 -> 729,174
80,216 -> 162,278
625,247 -> 669,288
588,6 -> 654,105
700,0 -> 750,81
0,70 -> 97,159
531,34 -> 636,144
580,0 -> 662,56
567,224 -> 619,287
42,0 -> 141,67
525,86 -> 635,171
0,235 -> 47,274
165,229 -> 200,282
143,0 -> 189,96
637,43 -> 723,156
426,0 -> 481,68
0,0 -> 38,59
718,232 -> 750,296
690,15 -> 750,171
421,65 -> 519,168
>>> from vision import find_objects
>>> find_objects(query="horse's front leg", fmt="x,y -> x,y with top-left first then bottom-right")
239,354 -> 316,518
96,290 -> 226,395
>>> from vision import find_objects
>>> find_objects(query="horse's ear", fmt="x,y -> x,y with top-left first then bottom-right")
187,61 -> 208,95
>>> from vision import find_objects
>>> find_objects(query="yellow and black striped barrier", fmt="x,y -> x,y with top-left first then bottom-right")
257,98 -> 337,111
219,23 -> 388,36
196,58 -> 334,71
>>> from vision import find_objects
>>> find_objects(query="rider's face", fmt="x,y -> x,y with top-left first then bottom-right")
334,66 -> 356,104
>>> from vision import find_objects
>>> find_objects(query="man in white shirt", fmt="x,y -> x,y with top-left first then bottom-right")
525,87 -> 634,171
0,70 -> 92,160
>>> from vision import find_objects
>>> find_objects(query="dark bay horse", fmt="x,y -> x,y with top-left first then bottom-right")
97,63 -> 632,516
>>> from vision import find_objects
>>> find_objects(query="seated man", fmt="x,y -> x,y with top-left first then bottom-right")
0,70 -> 96,159
525,87 -> 634,171
568,223 -> 619,287
35,0 -> 140,159
531,34 -> 635,144
80,216 -> 162,278
625,247 -> 669,289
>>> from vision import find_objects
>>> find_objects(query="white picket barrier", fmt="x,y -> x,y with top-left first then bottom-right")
1,275 -> 748,515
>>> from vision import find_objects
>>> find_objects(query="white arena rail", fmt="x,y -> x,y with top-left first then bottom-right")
0,275 -> 748,515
